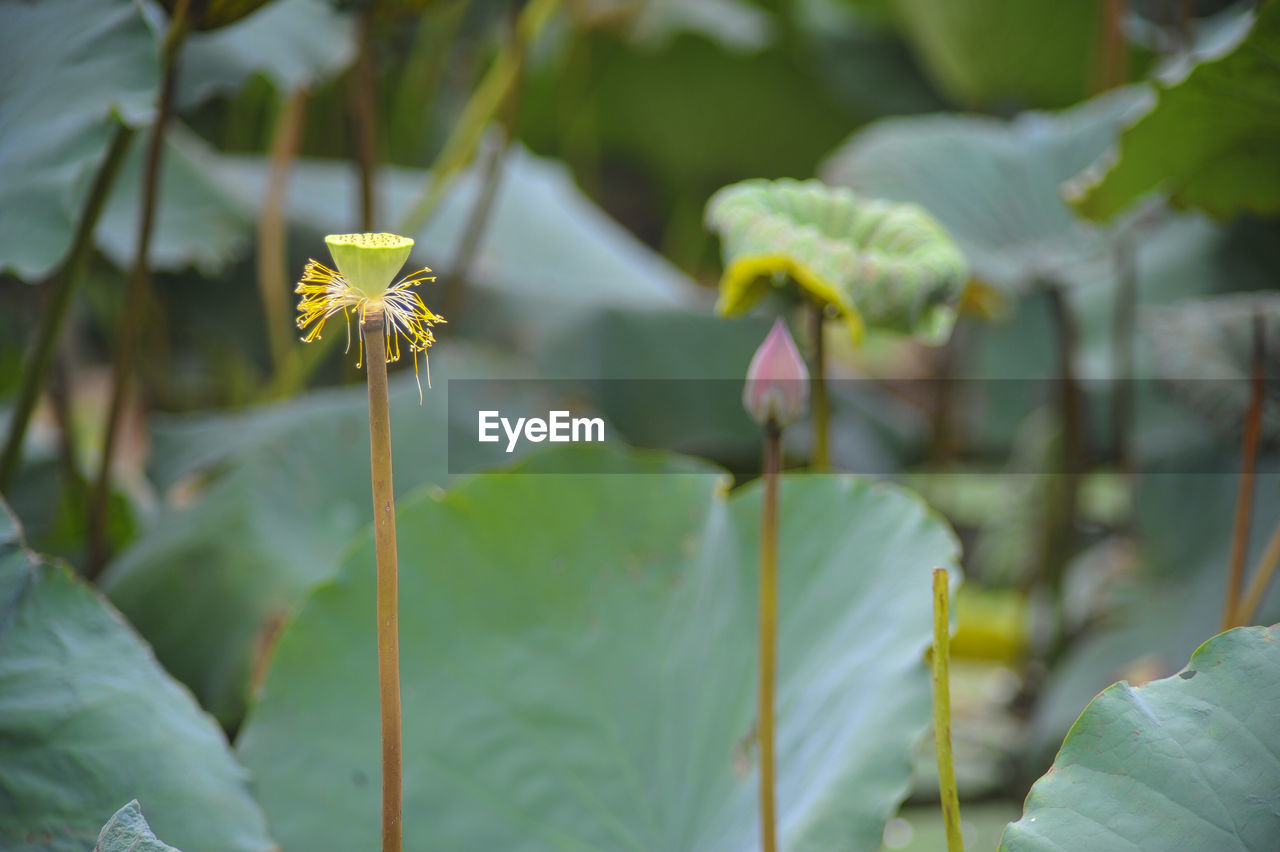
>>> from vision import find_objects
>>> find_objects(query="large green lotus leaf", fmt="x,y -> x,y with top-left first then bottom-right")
821,88 -> 1147,296
204,144 -> 695,343
94,128 -> 250,274
705,178 -> 968,345
0,0 -> 158,281
887,0 -> 1146,109
95,802 -> 180,852
178,0 -> 356,108
1003,625 -> 1280,851
1142,293 -> 1280,443
103,344 -> 550,726
0,503 -> 274,852
237,448 -> 961,850
1068,4 -> 1280,222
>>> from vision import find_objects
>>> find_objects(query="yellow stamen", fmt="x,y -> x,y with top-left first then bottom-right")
295,259 -> 445,402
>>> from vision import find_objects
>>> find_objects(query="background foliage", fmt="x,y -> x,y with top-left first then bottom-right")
2,0 -> 1278,849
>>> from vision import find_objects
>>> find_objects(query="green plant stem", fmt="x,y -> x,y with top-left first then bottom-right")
758,424 -> 781,852
932,568 -> 965,852
397,0 -> 560,235
363,308 -> 403,852
1042,283 -> 1081,658
0,123 -> 134,494
1110,236 -> 1136,470
87,4 -> 189,577
351,6 -> 379,231
1223,314 -> 1265,630
258,88 -> 309,378
1236,517 -> 1280,627
808,301 -> 829,471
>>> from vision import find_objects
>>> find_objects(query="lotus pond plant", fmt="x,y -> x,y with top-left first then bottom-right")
296,232 -> 444,852
707,178 -> 969,469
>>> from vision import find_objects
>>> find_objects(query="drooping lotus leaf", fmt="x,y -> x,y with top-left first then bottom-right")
237,446 -> 962,851
821,88 -> 1147,297
178,0 -> 355,108
1142,293 -> 1280,444
1001,625 -> 1280,851
705,178 -> 968,345
0,502 -> 275,852
1067,3 -> 1280,222
0,0 -> 158,281
95,802 -> 180,852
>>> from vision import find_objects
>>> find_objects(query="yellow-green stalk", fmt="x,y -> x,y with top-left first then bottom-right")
932,568 -> 964,852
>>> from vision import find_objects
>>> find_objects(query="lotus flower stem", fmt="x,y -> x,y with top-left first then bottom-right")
258,88 -> 310,379
88,0 -> 191,577
363,307 -> 404,852
742,318 -> 807,852
808,301 -> 830,470
758,423 -> 781,852
932,568 -> 964,852
1223,314 -> 1266,629
0,123 -> 134,493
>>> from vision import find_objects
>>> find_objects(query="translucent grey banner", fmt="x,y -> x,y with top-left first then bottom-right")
446,378 -> 1280,475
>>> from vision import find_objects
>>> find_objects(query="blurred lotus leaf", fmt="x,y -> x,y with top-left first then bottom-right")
178,0 -> 356,107
887,0 -> 1147,109
94,128 -> 250,274
95,801 -> 180,852
1066,3 -> 1280,222
1001,625 -> 1280,851
238,447 -> 960,850
103,344 -> 550,726
207,144 -> 696,345
706,178 -> 968,345
0,0 -> 158,281
822,88 -> 1147,296
0,502 -> 275,852
1142,292 -> 1280,444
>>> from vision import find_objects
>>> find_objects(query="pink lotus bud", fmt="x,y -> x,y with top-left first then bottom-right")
743,318 -> 810,429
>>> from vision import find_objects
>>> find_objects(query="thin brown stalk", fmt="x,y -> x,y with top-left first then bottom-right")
1236,518 -> 1280,627
758,425 -> 781,852
808,302 -> 829,471
0,122 -> 134,494
87,0 -> 190,577
1093,0 -> 1130,93
258,89 -> 310,375
1222,314 -> 1266,630
363,308 -> 403,852
932,568 -> 964,852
